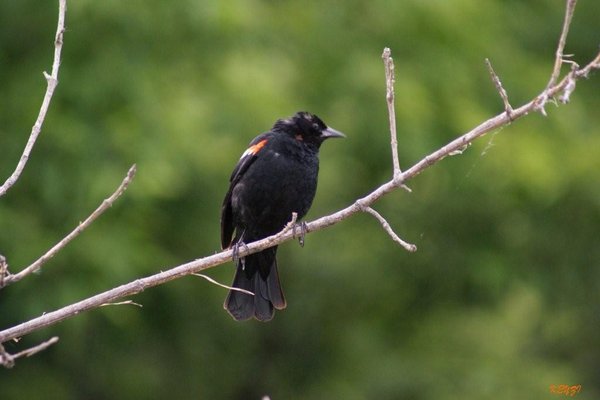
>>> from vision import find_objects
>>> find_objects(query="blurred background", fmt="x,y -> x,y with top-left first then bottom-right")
1,0 -> 599,398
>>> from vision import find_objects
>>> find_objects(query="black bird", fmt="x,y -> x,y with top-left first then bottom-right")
221,111 -> 345,321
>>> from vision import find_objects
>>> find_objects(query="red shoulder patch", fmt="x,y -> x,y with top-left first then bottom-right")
241,139 -> 268,158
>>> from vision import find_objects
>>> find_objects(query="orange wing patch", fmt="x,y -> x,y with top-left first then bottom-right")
241,139 -> 268,158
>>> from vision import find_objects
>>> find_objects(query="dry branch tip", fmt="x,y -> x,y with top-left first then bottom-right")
0,0 -> 67,198
193,273 -> 255,296
360,205 -> 417,252
382,47 -> 402,180
99,300 -> 143,308
485,58 -> 514,119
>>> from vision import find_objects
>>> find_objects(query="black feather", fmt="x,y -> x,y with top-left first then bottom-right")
220,112 -> 344,321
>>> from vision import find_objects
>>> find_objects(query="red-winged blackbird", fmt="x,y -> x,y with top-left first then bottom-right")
221,111 -> 345,321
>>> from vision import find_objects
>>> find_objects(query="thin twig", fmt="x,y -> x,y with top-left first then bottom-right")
1,337 -> 59,368
280,212 -> 298,238
485,58 -> 513,119
359,204 -> 417,252
575,52 -> 600,78
193,273 -> 255,296
99,300 -> 143,308
10,337 -> 59,360
382,49 -> 402,181
537,0 -> 577,115
1,164 -> 137,288
547,0 -> 577,89
0,0 -> 67,197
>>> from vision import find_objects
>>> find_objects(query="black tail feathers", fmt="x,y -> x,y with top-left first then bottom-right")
224,247 -> 286,321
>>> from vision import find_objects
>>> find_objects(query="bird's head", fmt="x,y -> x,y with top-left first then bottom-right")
274,111 -> 345,146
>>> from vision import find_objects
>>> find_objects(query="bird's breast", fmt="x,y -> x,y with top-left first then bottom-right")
231,149 -> 319,236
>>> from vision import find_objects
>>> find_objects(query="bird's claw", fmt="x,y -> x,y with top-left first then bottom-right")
232,239 -> 248,270
292,221 -> 308,247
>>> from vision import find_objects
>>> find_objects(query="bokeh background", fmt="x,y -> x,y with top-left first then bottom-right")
1,0 -> 599,398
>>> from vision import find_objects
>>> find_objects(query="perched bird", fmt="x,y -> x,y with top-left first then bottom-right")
221,111 -> 345,321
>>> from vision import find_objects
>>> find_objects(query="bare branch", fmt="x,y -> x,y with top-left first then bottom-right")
2,45 -> 599,345
0,0 -> 67,197
1,164 -> 137,288
402,51 -> 600,183
485,58 -> 513,119
2,0 -> 599,347
1,337 -> 59,368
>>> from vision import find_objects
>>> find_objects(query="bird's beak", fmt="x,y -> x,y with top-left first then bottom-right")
321,127 -> 346,139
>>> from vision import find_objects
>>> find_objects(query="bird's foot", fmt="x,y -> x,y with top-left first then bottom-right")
232,239 -> 248,270
292,221 -> 308,247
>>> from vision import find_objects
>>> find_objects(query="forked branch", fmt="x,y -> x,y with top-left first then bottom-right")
0,337 -> 59,368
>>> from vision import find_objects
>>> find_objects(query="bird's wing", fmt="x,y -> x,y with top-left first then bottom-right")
220,133 -> 271,249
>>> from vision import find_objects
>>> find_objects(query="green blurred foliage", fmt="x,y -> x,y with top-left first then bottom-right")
1,0 -> 599,398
